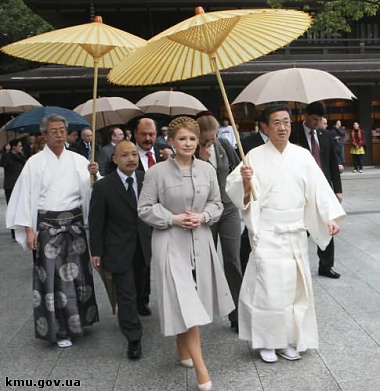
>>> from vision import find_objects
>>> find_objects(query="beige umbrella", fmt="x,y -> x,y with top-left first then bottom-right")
108,7 -> 312,199
233,67 -> 357,106
1,16 -> 147,161
74,96 -> 142,130
136,90 -> 207,116
0,89 -> 42,114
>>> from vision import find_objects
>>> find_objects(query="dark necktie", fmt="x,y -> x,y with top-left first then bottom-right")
126,177 -> 137,208
310,130 -> 322,168
146,151 -> 156,168
86,142 -> 92,161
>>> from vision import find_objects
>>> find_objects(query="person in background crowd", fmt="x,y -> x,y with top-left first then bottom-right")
31,134 -> 46,155
350,122 -> 365,173
6,114 -> 99,348
0,138 -> 27,239
97,126 -> 125,176
125,129 -> 132,141
290,102 -> 343,279
218,118 -> 237,149
22,133 -> 36,159
138,116 -> 234,391
320,117 -> 344,173
330,120 -> 346,170
226,104 -> 345,364
71,126 -> 98,161
65,129 -> 78,149
157,126 -> 169,145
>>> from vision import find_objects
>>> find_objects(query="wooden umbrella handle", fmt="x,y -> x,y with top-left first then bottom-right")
210,56 -> 257,201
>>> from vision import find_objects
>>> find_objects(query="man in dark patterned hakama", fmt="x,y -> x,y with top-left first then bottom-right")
6,114 -> 99,348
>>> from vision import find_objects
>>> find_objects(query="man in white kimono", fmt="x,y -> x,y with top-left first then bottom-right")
226,105 -> 346,363
6,114 -> 99,348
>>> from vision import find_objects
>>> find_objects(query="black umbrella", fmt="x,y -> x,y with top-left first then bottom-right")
4,106 -> 90,134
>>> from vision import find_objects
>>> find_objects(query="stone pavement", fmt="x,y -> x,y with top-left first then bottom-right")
0,167 -> 380,391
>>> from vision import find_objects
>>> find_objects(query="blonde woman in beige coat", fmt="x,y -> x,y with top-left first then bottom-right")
138,117 -> 234,391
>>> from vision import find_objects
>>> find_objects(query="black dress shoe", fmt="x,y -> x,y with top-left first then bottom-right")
128,340 -> 142,360
138,303 -> 152,316
230,320 -> 239,333
318,268 -> 341,279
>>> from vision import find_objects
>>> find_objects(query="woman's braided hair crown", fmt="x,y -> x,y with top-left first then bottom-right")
168,116 -> 200,138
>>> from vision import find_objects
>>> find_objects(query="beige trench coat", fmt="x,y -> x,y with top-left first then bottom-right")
138,157 -> 235,336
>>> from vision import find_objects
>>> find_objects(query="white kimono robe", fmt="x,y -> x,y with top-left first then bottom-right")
6,146 -> 92,250
226,141 -> 346,351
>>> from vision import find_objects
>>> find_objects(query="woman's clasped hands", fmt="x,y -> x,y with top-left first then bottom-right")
173,211 -> 205,230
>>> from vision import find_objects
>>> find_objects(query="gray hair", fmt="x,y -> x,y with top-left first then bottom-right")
40,114 -> 68,133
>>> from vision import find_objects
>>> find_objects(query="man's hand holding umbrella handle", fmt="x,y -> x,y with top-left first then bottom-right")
88,162 -> 99,175
328,220 -> 340,236
91,256 -> 101,270
88,162 -> 100,186
240,165 -> 254,204
25,226 -> 38,250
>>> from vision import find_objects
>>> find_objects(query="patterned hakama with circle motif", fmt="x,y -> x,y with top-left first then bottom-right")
33,208 -> 99,342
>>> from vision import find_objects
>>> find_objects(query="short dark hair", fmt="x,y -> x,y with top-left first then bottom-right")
261,105 -> 291,124
10,138 -> 22,148
305,101 -> 326,116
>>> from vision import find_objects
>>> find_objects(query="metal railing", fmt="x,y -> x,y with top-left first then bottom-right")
277,37 -> 380,56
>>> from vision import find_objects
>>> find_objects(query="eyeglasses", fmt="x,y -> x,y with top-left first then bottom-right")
48,129 -> 67,136
270,119 -> 292,128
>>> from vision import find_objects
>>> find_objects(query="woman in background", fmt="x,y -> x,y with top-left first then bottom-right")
196,113 -> 242,332
350,122 -> 365,173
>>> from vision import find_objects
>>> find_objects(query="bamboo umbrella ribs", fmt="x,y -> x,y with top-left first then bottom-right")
1,16 -> 147,161
108,7 -> 312,199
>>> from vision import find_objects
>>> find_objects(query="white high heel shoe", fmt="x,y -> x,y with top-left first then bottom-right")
198,380 -> 212,391
180,358 -> 193,368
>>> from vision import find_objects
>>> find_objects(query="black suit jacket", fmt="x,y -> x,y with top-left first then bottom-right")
290,124 -> 342,193
241,132 -> 266,154
70,139 -> 99,160
88,170 -> 152,274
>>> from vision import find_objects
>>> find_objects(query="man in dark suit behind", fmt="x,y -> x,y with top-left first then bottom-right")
289,101 -> 343,279
241,129 -> 267,155
70,126 -> 99,161
89,140 -> 152,359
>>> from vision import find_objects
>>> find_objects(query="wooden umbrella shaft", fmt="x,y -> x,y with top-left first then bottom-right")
210,56 -> 257,201
90,59 -> 99,186
91,59 -> 99,162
